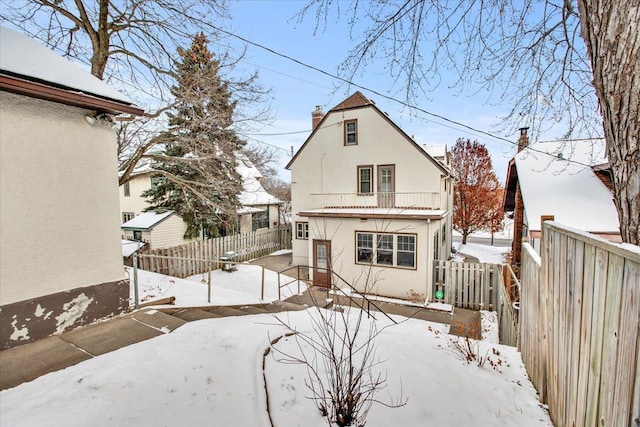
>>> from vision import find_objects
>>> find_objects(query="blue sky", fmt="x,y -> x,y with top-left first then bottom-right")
222,0 -> 528,182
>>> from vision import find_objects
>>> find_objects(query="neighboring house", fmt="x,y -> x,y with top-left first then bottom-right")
119,153 -> 282,244
121,211 -> 191,250
503,129 -> 621,265
0,27 -> 143,349
286,92 -> 454,301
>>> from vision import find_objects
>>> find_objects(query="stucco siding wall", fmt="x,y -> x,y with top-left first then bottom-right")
119,173 -> 153,219
0,92 -> 125,305
306,217 -> 436,300
290,105 -> 447,270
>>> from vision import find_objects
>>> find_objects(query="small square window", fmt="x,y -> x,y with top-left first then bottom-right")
122,212 -> 135,223
344,120 -> 357,145
296,222 -> 309,240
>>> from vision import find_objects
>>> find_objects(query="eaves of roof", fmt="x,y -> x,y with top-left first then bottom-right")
0,73 -> 144,116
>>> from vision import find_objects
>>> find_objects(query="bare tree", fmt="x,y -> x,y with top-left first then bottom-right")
1,0 -> 275,188
296,0 -> 639,244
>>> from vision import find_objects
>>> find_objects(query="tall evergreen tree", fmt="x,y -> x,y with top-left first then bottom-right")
143,33 -> 244,239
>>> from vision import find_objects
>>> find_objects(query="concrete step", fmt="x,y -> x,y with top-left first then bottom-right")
209,306 -> 249,317
61,317 -> 164,356
236,305 -> 271,315
172,308 -> 222,322
0,336 -> 91,391
267,301 -> 307,312
128,309 -> 187,332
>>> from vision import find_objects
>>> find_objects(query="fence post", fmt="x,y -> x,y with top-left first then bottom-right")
133,253 -> 140,310
277,273 -> 281,300
207,262 -> 212,304
261,265 -> 265,300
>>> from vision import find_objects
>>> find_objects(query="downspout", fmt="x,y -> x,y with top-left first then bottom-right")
426,218 -> 432,300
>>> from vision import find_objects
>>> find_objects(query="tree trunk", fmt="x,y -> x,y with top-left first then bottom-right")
577,0 -> 640,245
462,233 -> 468,245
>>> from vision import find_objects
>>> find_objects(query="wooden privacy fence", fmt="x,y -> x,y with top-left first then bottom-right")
518,221 -> 640,427
432,260 -> 501,311
496,263 -> 520,347
137,225 -> 292,278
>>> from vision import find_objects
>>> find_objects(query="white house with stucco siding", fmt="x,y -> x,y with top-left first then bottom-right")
0,27 -> 143,349
286,92 -> 454,301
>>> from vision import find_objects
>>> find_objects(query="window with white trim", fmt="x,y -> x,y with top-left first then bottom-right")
357,166 -> 373,194
123,181 -> 130,197
357,233 -> 374,263
296,222 -> 309,240
122,212 -> 135,223
344,120 -> 357,145
355,232 -> 416,269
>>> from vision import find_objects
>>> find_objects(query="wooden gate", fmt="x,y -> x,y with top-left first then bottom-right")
432,260 -> 501,311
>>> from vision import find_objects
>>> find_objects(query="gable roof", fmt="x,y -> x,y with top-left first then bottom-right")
285,92 -> 449,175
236,152 -> 282,206
331,91 -> 373,110
0,26 -> 142,115
121,211 -> 174,231
503,139 -> 619,233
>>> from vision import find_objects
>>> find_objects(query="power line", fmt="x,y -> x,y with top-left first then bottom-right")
210,24 -> 599,168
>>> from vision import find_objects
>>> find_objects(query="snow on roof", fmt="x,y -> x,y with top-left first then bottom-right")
237,206 -> 265,215
122,239 -> 143,257
515,139 -> 619,232
422,144 -> 447,158
236,153 -> 282,206
0,26 -> 132,104
121,211 -> 174,230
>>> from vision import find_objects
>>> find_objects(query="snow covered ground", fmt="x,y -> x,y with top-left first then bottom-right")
128,261 -> 304,307
0,308 -> 551,426
1,248 -> 551,426
454,242 -> 511,264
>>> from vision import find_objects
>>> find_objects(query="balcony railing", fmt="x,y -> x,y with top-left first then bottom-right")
309,192 -> 441,210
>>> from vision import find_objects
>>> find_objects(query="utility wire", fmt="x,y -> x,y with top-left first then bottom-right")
211,24 -> 599,168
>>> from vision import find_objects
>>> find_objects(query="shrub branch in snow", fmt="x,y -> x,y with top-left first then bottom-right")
270,300 -> 406,427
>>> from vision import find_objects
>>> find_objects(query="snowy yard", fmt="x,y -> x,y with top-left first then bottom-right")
128,255 -> 305,307
0,308 -> 551,426
1,248 -> 552,426
454,242 -> 511,264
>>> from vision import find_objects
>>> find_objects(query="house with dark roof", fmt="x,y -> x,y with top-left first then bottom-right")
286,92 -> 454,301
0,27 -> 143,349
503,129 -> 621,266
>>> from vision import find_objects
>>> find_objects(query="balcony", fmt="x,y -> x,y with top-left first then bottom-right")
309,192 -> 441,210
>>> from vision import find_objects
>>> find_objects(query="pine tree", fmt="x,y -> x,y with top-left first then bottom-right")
143,33 -> 244,239
451,138 -> 504,244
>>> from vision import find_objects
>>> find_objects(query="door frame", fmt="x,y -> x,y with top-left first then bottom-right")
313,239 -> 332,288
377,164 -> 395,208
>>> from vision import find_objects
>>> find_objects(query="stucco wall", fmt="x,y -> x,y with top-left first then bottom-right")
305,217 -> 441,300
119,173 -> 153,220
0,92 -> 126,305
290,105 -> 448,275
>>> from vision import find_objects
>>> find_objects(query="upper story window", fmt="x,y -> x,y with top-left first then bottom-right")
123,181 -> 130,197
122,212 -> 135,223
357,166 -> 373,194
344,120 -> 358,145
